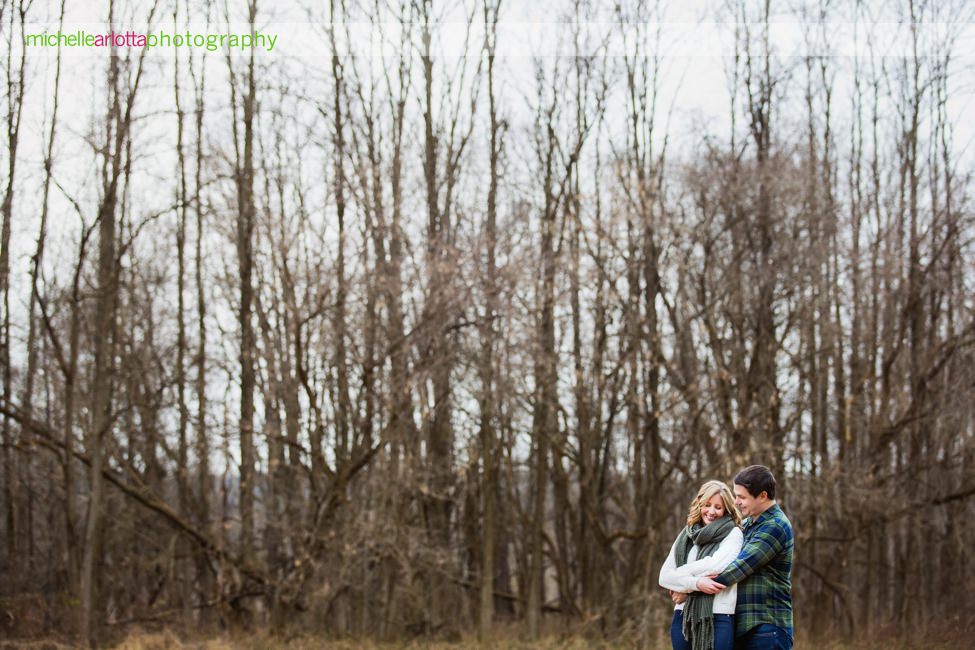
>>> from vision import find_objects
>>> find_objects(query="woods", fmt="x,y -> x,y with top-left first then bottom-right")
1,0 -> 974,647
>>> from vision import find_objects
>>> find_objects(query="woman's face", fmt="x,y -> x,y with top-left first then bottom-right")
701,493 -> 726,525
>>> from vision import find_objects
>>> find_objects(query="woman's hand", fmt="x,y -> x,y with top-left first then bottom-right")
669,590 -> 687,604
696,576 -> 726,594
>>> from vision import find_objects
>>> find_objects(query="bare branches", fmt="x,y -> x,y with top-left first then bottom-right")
1,2 -> 974,645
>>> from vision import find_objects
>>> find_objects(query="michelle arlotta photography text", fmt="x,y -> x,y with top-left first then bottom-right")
24,29 -> 278,52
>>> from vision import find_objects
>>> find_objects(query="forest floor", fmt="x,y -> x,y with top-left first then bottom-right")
103,633 -> 969,650
1,630 -> 968,649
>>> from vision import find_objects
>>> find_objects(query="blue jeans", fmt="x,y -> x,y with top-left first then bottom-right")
670,610 -> 734,650
735,623 -> 793,650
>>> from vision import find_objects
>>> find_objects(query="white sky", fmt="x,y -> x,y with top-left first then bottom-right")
6,0 -> 975,470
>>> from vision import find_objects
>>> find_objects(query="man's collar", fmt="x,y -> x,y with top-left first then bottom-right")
745,502 -> 779,528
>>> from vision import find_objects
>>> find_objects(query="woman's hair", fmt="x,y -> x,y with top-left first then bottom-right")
686,480 -> 742,527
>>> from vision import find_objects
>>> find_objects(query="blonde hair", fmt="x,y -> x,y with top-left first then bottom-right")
686,480 -> 742,527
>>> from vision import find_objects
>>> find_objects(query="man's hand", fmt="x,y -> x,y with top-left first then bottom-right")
669,590 -> 687,604
696,576 -> 726,594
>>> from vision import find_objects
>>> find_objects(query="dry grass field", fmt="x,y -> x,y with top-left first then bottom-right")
2,630 -> 966,650
102,633 -> 970,650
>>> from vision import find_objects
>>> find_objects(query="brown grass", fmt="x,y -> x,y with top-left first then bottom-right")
106,633 -> 638,650
0,629 -> 967,649
101,631 -> 969,650
11,629 -> 637,649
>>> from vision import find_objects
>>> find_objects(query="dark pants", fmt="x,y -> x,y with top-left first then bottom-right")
734,623 -> 793,650
670,610 -> 734,650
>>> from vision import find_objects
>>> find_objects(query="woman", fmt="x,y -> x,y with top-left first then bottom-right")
659,480 -> 744,650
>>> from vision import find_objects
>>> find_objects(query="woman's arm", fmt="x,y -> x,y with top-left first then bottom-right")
658,537 -> 701,593
674,528 -> 744,578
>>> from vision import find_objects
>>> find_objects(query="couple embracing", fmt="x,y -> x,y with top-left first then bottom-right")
659,465 -> 794,650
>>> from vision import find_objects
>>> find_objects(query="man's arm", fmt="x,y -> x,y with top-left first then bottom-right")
713,521 -> 788,587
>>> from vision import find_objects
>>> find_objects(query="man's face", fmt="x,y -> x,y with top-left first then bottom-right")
734,483 -> 764,519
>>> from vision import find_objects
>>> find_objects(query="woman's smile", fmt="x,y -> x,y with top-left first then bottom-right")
702,493 -> 726,524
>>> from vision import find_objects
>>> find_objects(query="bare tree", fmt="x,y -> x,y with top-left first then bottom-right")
477,0 -> 503,639
226,0 -> 259,563
0,2 -> 973,646
0,0 -> 29,578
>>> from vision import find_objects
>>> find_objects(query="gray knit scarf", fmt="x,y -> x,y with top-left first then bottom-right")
673,516 -> 736,650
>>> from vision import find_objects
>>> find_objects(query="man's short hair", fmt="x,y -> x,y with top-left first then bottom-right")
735,465 -> 776,500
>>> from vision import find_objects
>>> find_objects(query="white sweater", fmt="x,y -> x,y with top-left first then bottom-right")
658,527 -> 744,615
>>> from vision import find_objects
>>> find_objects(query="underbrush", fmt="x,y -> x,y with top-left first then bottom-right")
103,629 -> 970,649
1,626 -> 969,649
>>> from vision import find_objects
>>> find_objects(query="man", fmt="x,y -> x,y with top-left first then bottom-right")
695,465 -> 794,649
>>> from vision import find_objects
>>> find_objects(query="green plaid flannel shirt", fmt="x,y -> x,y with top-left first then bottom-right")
714,503 -> 794,637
